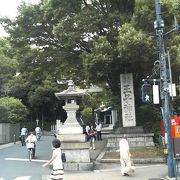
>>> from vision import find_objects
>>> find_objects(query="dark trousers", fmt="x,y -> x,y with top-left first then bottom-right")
21,135 -> 26,146
33,144 -> 36,157
97,131 -> 102,140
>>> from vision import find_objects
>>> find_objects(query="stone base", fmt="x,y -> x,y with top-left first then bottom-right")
61,142 -> 89,149
59,124 -> 83,134
61,142 -> 90,163
115,126 -> 144,134
63,162 -> 93,171
58,134 -> 85,142
106,133 -> 154,151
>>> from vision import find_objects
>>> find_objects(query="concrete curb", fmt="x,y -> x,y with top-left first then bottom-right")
99,157 -> 166,164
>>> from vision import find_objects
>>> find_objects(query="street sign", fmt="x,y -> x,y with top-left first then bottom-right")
153,85 -> 160,104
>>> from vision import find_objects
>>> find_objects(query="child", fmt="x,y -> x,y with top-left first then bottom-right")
42,139 -> 64,180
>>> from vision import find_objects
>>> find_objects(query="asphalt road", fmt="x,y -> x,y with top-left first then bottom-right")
0,136 -> 54,180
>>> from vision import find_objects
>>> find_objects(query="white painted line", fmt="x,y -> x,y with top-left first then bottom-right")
14,176 -> 31,180
0,178 -> 4,180
5,158 -> 48,163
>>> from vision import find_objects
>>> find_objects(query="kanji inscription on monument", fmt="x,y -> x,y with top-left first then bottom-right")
120,73 -> 136,127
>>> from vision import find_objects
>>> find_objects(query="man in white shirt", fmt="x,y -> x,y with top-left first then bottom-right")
21,127 -> 28,136
96,122 -> 102,140
35,126 -> 42,140
20,127 -> 28,146
119,135 -> 131,176
35,126 -> 41,133
85,124 -> 90,141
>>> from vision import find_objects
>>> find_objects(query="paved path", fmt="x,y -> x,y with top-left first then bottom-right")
43,164 -> 169,180
89,139 -> 107,161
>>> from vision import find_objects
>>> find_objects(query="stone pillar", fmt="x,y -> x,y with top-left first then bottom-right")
58,100 -> 85,141
56,120 -> 61,134
111,110 -> 117,126
120,73 -> 136,127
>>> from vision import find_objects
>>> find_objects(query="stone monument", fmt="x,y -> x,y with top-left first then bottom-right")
106,73 -> 154,151
55,80 -> 92,171
120,73 -> 136,127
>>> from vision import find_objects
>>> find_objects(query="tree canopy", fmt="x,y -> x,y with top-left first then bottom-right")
0,0 -> 179,128
0,97 -> 28,123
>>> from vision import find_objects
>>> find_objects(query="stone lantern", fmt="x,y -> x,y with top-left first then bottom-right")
55,80 -> 92,170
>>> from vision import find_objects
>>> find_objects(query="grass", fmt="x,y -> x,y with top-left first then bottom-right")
103,147 -> 165,159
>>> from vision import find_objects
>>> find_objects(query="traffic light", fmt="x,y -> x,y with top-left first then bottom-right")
141,83 -> 152,103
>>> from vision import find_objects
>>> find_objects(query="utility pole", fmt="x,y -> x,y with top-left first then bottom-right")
154,0 -> 174,178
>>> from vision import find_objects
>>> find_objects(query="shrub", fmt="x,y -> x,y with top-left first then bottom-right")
81,107 -> 92,124
136,104 -> 162,145
0,97 -> 28,123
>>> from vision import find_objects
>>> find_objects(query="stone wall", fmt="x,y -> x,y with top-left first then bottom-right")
0,123 -> 20,144
106,133 -> 154,151
115,126 -> 144,134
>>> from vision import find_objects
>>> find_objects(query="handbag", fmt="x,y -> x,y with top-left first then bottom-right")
128,165 -> 135,173
61,153 -> 66,163
127,159 -> 136,173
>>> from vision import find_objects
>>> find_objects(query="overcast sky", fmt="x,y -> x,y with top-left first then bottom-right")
0,0 -> 40,36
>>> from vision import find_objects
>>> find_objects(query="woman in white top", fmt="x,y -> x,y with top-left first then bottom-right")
42,139 -> 64,180
26,132 -> 37,158
119,136 -> 131,176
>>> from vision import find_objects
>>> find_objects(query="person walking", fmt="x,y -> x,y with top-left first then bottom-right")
88,124 -> 96,150
96,122 -> 102,141
118,135 -> 132,176
42,139 -> 64,180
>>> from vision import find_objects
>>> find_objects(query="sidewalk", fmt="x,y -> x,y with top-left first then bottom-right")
0,141 -> 20,150
42,164 -> 169,180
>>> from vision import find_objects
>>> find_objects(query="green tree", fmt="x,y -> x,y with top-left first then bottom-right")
0,97 -> 28,123
0,37 -> 17,97
81,107 -> 92,124
0,0 -> 180,133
